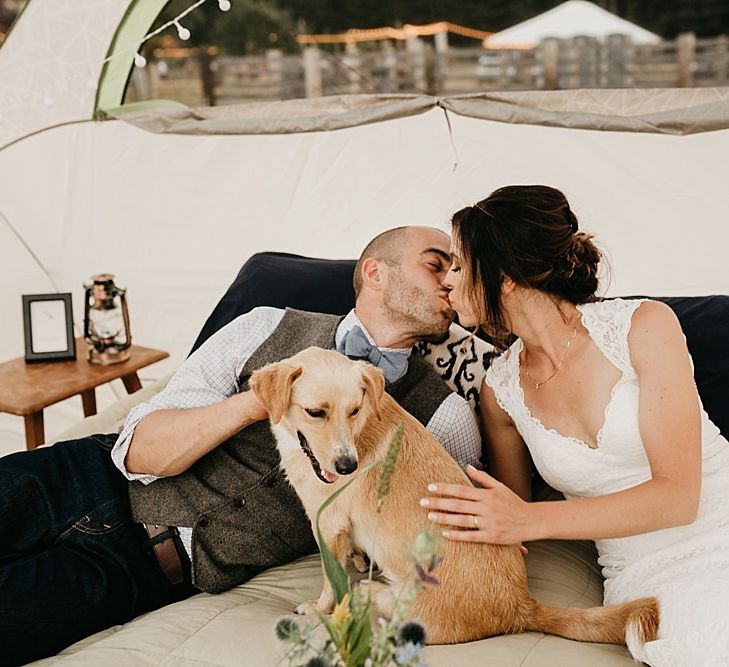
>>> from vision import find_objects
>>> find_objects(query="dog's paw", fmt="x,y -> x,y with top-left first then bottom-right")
295,596 -> 334,616
351,550 -> 369,573
295,600 -> 321,616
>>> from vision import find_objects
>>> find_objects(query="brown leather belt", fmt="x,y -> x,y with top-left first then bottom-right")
143,523 -> 185,586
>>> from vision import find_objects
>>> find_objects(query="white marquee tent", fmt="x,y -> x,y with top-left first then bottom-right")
485,0 -> 661,48
0,0 -> 728,453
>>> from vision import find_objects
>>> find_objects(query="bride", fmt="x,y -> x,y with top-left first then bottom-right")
422,185 -> 729,665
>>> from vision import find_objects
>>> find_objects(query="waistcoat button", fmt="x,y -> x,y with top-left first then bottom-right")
264,477 -> 277,488
234,496 -> 246,508
198,516 -> 211,528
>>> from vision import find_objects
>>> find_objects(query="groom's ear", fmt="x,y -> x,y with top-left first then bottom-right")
360,257 -> 384,292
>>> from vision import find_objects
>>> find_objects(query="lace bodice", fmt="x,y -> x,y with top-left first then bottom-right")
485,299 -> 724,500
486,299 -> 651,498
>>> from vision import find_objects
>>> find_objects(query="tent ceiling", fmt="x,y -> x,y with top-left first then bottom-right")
0,0 -> 132,150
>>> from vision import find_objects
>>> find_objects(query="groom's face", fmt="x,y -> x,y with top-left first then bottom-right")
381,227 -> 455,343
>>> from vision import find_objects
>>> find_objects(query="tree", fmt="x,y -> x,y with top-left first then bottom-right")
157,0 -> 298,54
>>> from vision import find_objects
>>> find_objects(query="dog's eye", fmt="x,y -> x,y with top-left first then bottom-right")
349,408 -> 360,417
305,408 -> 326,419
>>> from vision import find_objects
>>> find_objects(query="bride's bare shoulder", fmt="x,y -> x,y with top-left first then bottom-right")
628,300 -> 688,369
630,299 -> 682,336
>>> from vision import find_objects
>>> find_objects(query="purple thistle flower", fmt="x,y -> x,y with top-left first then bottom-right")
415,564 -> 440,586
305,657 -> 331,667
397,621 -> 427,646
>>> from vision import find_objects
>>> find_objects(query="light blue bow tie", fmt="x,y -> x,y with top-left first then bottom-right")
337,325 -> 409,384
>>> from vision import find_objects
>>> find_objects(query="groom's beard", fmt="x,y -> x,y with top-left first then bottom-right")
382,272 -> 454,343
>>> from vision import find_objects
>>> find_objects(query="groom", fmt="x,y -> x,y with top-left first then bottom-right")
0,226 -> 481,665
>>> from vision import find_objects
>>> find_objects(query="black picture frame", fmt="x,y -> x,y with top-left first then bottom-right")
22,293 -> 76,363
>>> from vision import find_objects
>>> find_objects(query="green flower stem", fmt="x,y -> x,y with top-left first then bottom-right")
316,460 -> 382,605
279,424 -> 418,667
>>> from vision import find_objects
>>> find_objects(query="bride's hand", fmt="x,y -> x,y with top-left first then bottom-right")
420,464 -> 538,546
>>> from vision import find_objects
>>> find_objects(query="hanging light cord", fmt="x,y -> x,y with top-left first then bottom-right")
103,0 -> 210,66
440,104 -> 459,171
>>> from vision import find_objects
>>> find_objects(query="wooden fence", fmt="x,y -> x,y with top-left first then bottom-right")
128,33 -> 729,107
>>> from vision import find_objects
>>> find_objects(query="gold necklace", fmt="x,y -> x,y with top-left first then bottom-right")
523,326 -> 577,390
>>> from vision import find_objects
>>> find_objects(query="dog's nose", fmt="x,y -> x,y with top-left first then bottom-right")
335,456 -> 358,475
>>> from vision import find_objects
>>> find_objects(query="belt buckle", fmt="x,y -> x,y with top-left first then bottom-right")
144,523 -> 185,586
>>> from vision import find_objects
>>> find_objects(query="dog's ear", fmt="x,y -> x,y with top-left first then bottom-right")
360,363 -> 385,422
249,362 -> 303,424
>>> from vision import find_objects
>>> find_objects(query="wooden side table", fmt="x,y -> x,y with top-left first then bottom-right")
0,339 -> 169,450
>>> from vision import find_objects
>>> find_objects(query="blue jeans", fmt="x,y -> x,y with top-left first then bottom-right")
0,434 -> 196,666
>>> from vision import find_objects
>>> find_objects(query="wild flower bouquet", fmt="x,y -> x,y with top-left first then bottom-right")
275,424 -> 441,667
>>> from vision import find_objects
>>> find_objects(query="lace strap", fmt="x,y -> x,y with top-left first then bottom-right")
577,299 -> 648,374
484,342 -> 528,427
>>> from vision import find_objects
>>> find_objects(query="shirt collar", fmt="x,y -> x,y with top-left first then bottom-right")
335,309 -> 413,357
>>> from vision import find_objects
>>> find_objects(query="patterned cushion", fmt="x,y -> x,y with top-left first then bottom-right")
417,325 -> 494,416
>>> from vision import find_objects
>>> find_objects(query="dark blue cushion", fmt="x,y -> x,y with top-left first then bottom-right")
190,252 -> 728,437
189,252 -> 356,355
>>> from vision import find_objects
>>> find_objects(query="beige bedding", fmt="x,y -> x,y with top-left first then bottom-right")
35,377 -> 634,666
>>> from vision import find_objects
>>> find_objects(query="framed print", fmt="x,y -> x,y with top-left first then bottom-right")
22,293 -> 76,363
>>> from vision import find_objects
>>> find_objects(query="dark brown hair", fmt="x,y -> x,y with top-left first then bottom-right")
452,185 -> 602,349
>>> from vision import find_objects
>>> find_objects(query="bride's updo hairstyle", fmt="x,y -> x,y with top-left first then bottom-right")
451,185 -> 602,349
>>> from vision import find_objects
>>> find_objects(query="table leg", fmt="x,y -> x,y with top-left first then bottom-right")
121,372 -> 143,394
81,389 -> 97,417
24,411 -> 44,450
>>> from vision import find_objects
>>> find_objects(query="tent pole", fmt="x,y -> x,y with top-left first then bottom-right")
94,0 -> 170,119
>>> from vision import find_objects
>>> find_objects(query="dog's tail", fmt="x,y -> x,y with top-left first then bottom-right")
525,596 -> 659,647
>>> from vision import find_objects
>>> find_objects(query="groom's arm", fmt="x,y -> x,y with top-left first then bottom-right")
112,307 -> 284,482
426,392 -> 482,471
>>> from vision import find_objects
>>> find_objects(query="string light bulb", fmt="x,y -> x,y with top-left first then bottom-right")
218,0 -> 231,10
102,1 -> 214,72
174,20 -> 191,40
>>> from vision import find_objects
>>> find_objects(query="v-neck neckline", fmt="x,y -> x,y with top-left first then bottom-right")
513,304 -> 627,452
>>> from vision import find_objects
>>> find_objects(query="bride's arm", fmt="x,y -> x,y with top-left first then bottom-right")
423,301 -> 702,544
480,381 -> 533,502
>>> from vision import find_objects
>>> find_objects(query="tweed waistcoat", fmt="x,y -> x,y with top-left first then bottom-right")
128,308 -> 451,593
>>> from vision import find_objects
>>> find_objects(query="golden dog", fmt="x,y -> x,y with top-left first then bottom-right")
250,347 -> 659,646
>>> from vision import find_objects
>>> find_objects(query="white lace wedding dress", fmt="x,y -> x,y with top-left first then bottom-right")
485,298 -> 729,666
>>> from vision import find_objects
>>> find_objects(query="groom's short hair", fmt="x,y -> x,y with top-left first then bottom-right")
352,227 -> 409,298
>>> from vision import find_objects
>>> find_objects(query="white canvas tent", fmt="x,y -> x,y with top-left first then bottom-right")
485,0 -> 661,48
1,0 -> 728,453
